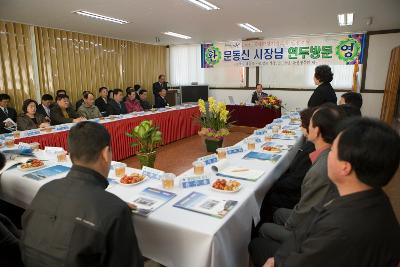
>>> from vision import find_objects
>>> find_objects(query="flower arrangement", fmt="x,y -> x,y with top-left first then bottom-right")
259,95 -> 282,109
196,97 -> 231,140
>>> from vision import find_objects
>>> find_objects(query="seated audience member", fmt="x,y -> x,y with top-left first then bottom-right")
108,88 -> 127,115
95,87 -> 111,117
20,121 -> 144,267
107,89 -> 114,100
134,84 -> 141,93
78,92 -> 102,119
257,104 -> 344,244
259,107 -> 316,224
138,89 -> 151,110
75,90 -> 89,111
50,95 -> 85,125
0,94 -> 17,134
339,91 -> 363,109
125,88 -> 143,113
55,89 -> 66,97
249,118 -> 400,267
308,65 -> 337,107
37,94 -> 53,121
123,86 -> 134,102
251,84 -> 268,104
340,103 -> 362,117
154,88 -> 169,108
0,153 -> 24,267
17,99 -> 50,130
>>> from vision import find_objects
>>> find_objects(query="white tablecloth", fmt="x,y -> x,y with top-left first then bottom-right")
0,122 -> 301,267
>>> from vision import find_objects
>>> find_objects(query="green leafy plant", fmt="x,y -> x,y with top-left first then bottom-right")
126,120 -> 162,153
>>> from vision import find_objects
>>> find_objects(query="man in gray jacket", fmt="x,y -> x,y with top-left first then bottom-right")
253,104 -> 344,250
20,121 -> 144,267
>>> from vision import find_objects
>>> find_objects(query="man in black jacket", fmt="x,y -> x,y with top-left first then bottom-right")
154,88 -> 169,108
0,94 -> 17,134
152,74 -> 168,96
251,84 -> 268,104
108,88 -> 127,115
95,86 -> 111,116
307,65 -> 337,108
249,118 -> 400,267
37,94 -> 53,122
138,89 -> 151,110
20,121 -> 144,267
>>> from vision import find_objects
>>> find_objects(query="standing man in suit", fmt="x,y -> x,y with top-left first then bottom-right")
108,89 -> 127,115
0,94 -> 17,134
154,88 -> 169,108
152,74 -> 168,97
251,84 -> 268,104
37,94 -> 53,122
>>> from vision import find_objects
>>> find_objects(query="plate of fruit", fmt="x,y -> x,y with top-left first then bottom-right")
18,159 -> 45,171
211,179 -> 241,193
118,173 -> 148,186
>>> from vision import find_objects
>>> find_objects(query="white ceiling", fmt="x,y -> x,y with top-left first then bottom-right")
0,0 -> 399,45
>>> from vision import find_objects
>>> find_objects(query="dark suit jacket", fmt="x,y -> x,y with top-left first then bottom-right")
251,91 -> 268,104
108,99 -> 127,115
50,105 -> 79,125
152,82 -> 168,96
154,96 -> 168,108
308,82 -> 337,108
75,99 -> 84,111
139,100 -> 151,110
37,104 -> 51,119
17,113 -> 48,131
95,97 -> 111,116
0,107 -> 17,134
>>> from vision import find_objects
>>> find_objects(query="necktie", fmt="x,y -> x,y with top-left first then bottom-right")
4,108 -> 8,116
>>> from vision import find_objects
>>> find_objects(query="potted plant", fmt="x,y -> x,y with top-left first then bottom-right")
258,95 -> 282,110
196,97 -> 232,153
126,120 -> 162,168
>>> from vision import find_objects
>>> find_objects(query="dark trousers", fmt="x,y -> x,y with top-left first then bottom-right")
249,236 -> 281,267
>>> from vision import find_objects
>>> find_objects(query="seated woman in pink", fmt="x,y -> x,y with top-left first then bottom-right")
124,88 -> 143,113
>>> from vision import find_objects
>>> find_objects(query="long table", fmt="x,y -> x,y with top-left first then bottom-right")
14,107 -> 200,161
227,105 -> 281,128
0,117 -> 302,267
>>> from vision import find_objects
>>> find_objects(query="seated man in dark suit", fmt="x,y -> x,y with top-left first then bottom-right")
37,94 -> 53,122
251,84 -> 268,104
137,89 -> 151,110
75,90 -> 89,111
0,94 -> 17,134
50,95 -> 85,125
249,118 -> 400,267
108,88 -> 127,115
152,74 -> 168,97
154,88 -> 169,108
95,87 -> 111,117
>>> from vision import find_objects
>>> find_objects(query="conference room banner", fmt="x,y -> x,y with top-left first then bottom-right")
201,33 -> 366,68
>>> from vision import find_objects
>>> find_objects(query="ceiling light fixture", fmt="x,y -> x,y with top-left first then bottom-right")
186,0 -> 220,10
238,23 -> 262,33
72,10 -> 129,24
338,13 -> 354,26
164,31 -> 192,39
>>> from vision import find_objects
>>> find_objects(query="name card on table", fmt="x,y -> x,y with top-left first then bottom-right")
24,129 -> 41,137
226,146 -> 244,155
180,175 -> 211,188
142,166 -> 165,180
273,118 -> 284,124
281,114 -> 290,119
255,137 -> 262,143
55,125 -> 70,131
254,129 -> 267,135
197,154 -> 218,165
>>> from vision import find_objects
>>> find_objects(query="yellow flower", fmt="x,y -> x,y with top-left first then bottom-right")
217,101 -> 226,112
220,109 -> 229,123
208,97 -> 217,113
198,99 -> 206,114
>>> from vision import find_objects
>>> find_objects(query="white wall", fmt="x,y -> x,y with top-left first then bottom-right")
210,89 -> 383,119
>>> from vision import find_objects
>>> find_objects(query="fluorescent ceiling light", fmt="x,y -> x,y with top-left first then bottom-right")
338,13 -> 354,26
238,23 -> 262,33
164,31 -> 192,39
73,10 -> 129,24
186,0 -> 220,10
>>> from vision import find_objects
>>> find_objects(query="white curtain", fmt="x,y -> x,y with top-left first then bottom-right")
169,44 -> 205,86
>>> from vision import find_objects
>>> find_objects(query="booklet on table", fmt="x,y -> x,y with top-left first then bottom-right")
129,187 -> 177,216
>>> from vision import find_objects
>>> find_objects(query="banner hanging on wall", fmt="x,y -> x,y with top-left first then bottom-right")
201,33 -> 366,68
